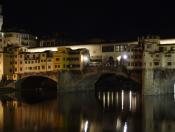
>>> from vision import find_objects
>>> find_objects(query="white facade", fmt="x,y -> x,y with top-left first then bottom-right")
0,32 -> 38,51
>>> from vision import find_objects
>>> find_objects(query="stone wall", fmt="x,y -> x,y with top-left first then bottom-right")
142,69 -> 175,95
57,71 -> 101,92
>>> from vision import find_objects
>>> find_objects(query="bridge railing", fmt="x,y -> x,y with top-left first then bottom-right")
83,65 -> 128,74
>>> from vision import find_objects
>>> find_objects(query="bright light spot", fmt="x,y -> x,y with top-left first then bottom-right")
84,121 -> 88,132
123,54 -> 128,60
35,36 -> 38,40
122,90 -> 124,110
83,56 -> 89,63
129,91 -> 132,111
117,56 -> 121,61
123,122 -> 127,132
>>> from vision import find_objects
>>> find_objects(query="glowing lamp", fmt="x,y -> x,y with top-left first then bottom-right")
123,54 -> 128,60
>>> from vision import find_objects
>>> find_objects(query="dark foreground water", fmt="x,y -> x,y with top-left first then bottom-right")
0,91 -> 174,132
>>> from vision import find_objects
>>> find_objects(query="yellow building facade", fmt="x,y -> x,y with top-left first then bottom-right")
0,46 -> 90,81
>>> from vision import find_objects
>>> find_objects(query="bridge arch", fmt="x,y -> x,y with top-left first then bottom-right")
16,75 -> 57,91
58,67 -> 139,92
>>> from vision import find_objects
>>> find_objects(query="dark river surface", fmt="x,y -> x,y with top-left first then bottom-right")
0,91 -> 174,132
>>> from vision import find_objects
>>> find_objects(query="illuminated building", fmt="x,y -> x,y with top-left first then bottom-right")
0,45 -> 90,80
53,47 -> 89,71
28,36 -> 175,70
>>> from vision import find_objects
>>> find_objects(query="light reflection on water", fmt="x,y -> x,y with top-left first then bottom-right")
97,90 -> 138,112
0,92 -> 174,132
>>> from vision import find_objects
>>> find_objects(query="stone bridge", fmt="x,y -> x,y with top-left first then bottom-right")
57,66 -> 141,92
7,66 -> 142,93
5,67 -> 175,95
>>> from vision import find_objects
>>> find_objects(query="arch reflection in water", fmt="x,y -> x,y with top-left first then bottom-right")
97,90 -> 138,112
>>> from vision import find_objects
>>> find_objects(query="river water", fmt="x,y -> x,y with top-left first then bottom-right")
0,91 -> 174,132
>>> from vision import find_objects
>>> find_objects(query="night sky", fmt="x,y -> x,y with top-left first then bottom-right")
2,0 -> 175,41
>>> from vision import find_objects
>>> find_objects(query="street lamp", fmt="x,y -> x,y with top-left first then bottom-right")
123,54 -> 128,60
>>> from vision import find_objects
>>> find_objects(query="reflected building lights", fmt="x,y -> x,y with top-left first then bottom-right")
122,90 -> 124,110
98,90 -> 137,111
107,92 -> 110,107
80,120 -> 89,132
116,92 -> 119,106
123,122 -> 127,132
116,118 -> 122,130
129,91 -> 132,111
111,92 -> 114,105
0,102 -> 3,129
103,92 -> 106,108
132,95 -> 137,112
84,121 -> 89,132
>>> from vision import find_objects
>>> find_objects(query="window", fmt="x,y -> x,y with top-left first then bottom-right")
154,62 -> 159,66
165,54 -> 171,57
20,61 -> 22,64
102,46 -> 114,52
56,58 -> 59,61
42,66 -> 45,69
48,66 -> 51,69
55,65 -> 57,68
20,68 -> 22,71
155,54 -> 159,57
167,62 -> 172,66
42,54 -> 45,57
20,55 -> 23,58
38,66 -> 40,70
